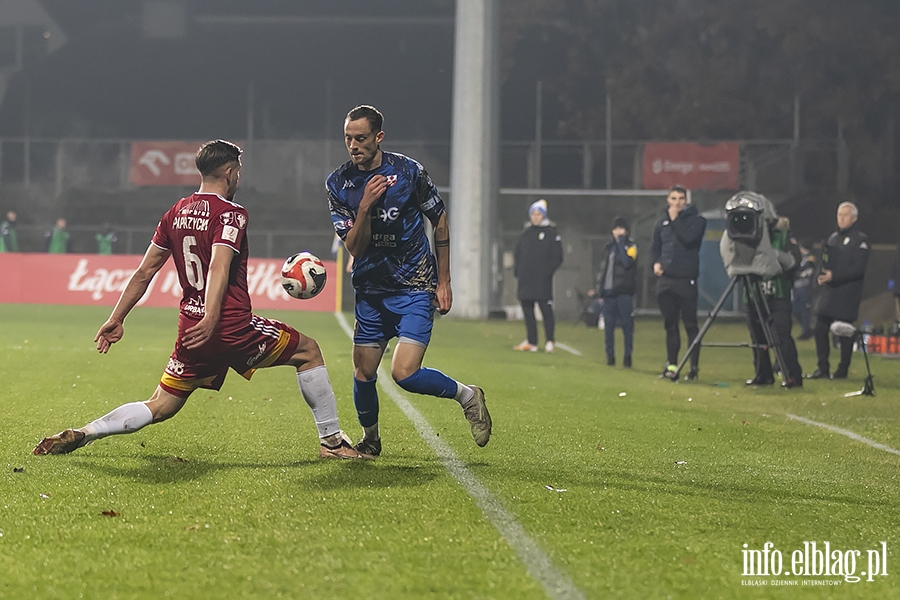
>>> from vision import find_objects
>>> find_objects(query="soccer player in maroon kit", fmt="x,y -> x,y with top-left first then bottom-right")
34,140 -> 369,459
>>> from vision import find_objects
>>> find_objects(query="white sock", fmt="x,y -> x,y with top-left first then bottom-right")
454,383 -> 475,407
297,366 -> 340,439
363,423 -> 380,441
81,402 -> 153,442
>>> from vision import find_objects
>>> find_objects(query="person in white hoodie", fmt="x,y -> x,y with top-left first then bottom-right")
513,199 -> 564,353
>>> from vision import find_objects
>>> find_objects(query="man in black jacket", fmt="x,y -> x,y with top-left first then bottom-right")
806,202 -> 870,380
514,199 -> 564,353
595,217 -> 638,367
650,185 -> 707,380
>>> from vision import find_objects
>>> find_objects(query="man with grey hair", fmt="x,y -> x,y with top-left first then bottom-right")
806,202 -> 870,380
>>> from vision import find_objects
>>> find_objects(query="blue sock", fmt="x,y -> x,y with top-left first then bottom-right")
353,377 -> 379,427
395,368 -> 459,399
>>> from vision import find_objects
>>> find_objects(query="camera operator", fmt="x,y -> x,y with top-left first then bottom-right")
720,192 -> 803,388
806,202 -> 870,380
746,218 -> 804,388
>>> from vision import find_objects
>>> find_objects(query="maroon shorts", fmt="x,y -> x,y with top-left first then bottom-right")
159,313 -> 301,398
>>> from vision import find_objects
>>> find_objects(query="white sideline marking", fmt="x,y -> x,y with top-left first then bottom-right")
786,414 -> 900,457
554,342 -> 581,356
335,312 -> 585,600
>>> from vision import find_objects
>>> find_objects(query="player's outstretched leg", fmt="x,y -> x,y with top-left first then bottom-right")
33,400 -> 155,456
33,429 -> 89,455
33,388 -> 194,456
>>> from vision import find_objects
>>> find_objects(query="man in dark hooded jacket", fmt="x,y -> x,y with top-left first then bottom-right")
650,185 -> 707,380
513,199 -> 563,353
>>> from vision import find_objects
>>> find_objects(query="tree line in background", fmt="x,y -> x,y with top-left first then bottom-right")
501,0 -> 900,205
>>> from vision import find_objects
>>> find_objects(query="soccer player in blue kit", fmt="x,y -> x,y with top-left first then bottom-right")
326,105 -> 491,457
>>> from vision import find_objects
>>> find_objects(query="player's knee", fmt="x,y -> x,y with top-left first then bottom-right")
290,336 -> 325,369
391,364 -> 416,382
355,365 -> 378,381
393,369 -> 420,391
147,394 -> 186,422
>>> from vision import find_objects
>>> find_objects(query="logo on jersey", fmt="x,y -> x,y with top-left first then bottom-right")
342,179 -> 356,189
180,199 -> 210,216
386,174 -> 398,187
248,342 -> 267,367
167,357 -> 185,375
222,225 -> 239,243
221,211 -> 243,227
376,206 -> 400,223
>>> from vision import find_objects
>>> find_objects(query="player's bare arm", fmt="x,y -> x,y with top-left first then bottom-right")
95,244 -> 171,353
432,212 -> 452,314
183,244 -> 234,350
344,175 -> 388,258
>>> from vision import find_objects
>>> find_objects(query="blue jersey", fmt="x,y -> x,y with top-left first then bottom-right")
327,152 -> 445,296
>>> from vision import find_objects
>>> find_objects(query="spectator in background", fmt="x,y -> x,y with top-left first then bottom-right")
595,216 -> 638,367
650,185 -> 707,380
891,240 -> 900,323
96,223 -> 118,255
46,218 -> 69,254
806,202 -> 870,380
513,199 -> 564,353
1,211 -> 18,252
791,239 -> 816,340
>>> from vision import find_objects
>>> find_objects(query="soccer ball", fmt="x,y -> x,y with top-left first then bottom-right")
281,252 -> 327,299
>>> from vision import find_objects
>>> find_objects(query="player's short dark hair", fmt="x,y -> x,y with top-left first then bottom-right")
196,140 -> 242,176
668,184 -> 687,195
346,105 -> 384,133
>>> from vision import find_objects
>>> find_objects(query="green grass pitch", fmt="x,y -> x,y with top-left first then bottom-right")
2,303 -> 900,599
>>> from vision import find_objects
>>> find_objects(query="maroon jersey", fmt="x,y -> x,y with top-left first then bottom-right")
152,192 -> 251,325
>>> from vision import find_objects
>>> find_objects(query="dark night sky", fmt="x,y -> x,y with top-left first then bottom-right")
1,1 -> 463,141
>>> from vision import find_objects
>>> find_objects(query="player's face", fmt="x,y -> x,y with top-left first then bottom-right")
344,118 -> 384,170
529,210 -> 544,226
666,190 -> 687,213
836,205 -> 857,230
224,160 -> 242,200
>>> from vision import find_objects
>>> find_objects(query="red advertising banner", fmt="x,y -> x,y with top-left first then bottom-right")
0,253 -> 336,312
129,141 -> 206,186
642,142 -> 740,190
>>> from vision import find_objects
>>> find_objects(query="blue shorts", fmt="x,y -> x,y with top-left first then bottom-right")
354,291 -> 435,348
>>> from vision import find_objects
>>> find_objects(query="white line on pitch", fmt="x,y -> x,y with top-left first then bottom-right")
554,342 -> 581,356
334,312 -> 585,600
786,414 -> 900,457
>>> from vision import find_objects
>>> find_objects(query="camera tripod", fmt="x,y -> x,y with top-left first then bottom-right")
669,274 -> 787,382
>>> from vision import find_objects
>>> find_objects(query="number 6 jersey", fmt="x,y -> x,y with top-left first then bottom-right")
151,192 -> 251,324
